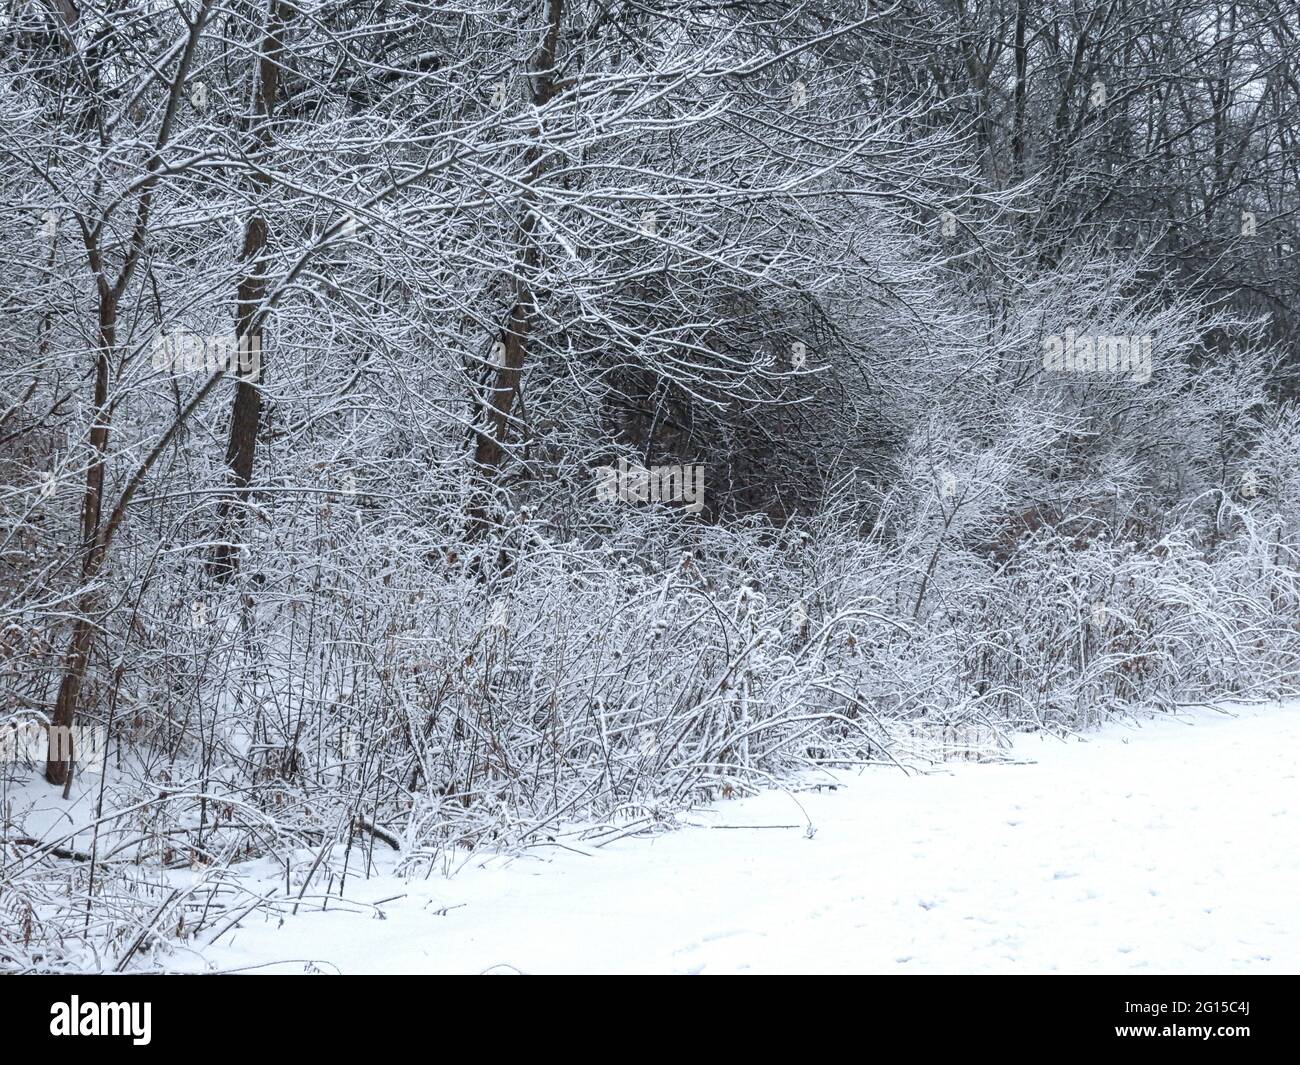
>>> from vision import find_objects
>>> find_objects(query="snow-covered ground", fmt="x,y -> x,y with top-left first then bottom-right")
7,701 -> 1296,973
157,701 -> 1297,974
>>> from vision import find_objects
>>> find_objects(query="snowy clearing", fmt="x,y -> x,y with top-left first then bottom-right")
154,702 -> 1300,975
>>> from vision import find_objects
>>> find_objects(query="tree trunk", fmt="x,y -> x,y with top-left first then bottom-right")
45,1 -> 215,782
209,0 -> 290,581
46,294 -> 113,785
467,0 -> 563,534
1012,0 -> 1028,175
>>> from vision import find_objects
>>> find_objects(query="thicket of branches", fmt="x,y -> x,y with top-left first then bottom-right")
3,0 -> 1299,970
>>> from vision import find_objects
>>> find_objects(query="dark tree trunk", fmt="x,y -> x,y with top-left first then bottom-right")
209,0 -> 290,581
467,0 -> 564,536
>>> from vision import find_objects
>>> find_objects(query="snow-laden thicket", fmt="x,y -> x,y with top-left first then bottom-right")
3,0 -> 1299,970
